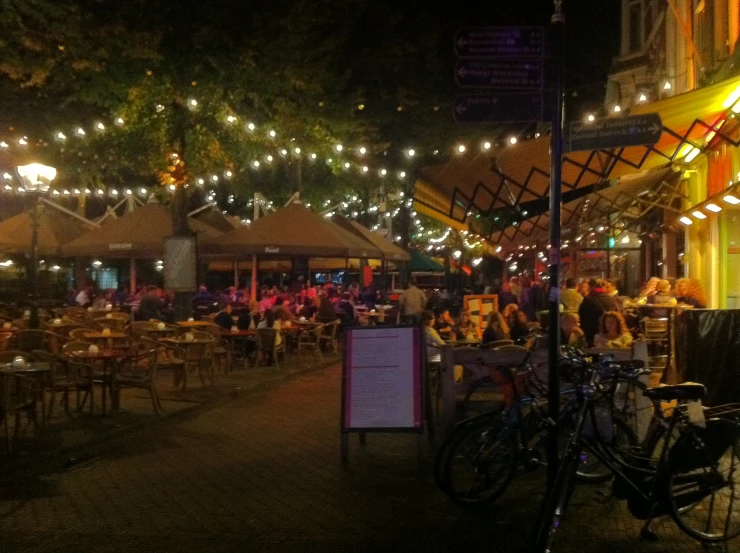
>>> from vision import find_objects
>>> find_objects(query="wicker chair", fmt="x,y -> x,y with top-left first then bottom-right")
30,350 -> 92,419
317,320 -> 340,355
201,325 -> 235,375
254,328 -> 285,368
114,349 -> 163,414
296,324 -> 325,364
137,336 -> 187,390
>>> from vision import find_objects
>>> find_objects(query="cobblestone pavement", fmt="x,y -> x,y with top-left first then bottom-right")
0,363 -> 734,553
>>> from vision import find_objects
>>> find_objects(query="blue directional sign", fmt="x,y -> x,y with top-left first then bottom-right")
453,93 -> 543,124
454,27 -> 544,58
455,58 -> 543,89
568,113 -> 663,152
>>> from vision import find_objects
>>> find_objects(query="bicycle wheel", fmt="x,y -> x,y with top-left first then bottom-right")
575,416 -> 637,483
460,375 -> 507,419
434,412 -> 502,493
532,444 -> 581,552
443,423 -> 517,508
667,418 -> 740,543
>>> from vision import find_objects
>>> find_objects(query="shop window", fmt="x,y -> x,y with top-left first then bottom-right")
91,268 -> 118,290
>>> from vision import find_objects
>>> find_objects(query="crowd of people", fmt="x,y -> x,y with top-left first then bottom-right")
419,273 -> 708,364
66,280 -> 387,328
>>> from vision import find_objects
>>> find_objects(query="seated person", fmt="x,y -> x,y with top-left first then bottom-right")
674,277 -> 706,308
453,309 -> 479,342
423,310 -> 445,363
593,311 -> 633,349
335,293 -> 356,326
481,311 -> 510,346
434,307 -> 454,340
214,303 -> 234,330
560,312 -> 586,350
316,296 -> 338,323
300,296 -> 320,320
237,300 -> 261,330
503,304 -> 530,345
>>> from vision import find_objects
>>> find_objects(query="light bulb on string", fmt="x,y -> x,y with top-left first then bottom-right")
335,144 -> 343,152
247,122 -> 255,131
310,153 -> 317,160
457,144 -> 466,153
482,141 -> 491,150
294,147 -> 301,155
269,130 -> 276,138
407,149 -> 415,157
358,146 -> 366,155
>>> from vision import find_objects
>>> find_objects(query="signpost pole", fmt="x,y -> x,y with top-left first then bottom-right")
546,0 -> 565,489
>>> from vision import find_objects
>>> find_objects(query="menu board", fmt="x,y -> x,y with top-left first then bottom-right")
341,326 -> 423,431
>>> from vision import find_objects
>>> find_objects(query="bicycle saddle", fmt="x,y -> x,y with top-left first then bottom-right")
643,383 -> 706,401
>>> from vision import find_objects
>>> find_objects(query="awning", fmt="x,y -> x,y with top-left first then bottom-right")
414,74 -> 740,241
409,249 -> 444,273
493,166 -> 684,247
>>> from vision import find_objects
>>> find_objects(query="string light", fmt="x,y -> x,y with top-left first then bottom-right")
188,99 -> 198,108
294,147 -> 301,155
358,147 -> 366,155
269,130 -> 276,138
457,144 -> 466,153
335,144 -> 343,152
407,149 -> 415,157
96,122 -> 105,131
482,141 -> 491,150
509,136 -> 517,145
247,122 -> 255,131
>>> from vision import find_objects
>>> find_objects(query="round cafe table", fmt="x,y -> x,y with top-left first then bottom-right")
0,362 -> 52,430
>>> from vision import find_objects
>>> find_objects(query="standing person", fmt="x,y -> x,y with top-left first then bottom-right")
400,278 -> 426,325
518,278 -> 538,322
497,282 -> 517,313
509,276 -> 522,303
578,278 -> 617,347
560,278 -> 583,313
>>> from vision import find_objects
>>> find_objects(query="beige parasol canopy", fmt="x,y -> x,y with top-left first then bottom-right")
61,202 -> 221,259
203,202 -> 383,259
0,205 -> 93,256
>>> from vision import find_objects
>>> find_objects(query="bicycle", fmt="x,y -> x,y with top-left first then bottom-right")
436,350 -> 639,508
533,355 -> 740,551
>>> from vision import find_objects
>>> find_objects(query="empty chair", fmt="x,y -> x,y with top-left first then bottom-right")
255,328 -> 284,368
114,349 -> 163,414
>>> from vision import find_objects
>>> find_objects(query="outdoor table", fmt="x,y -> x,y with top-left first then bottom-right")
445,339 -> 481,348
83,330 -> 129,350
0,362 -> 51,430
69,349 -> 130,414
216,329 -> 257,368
140,326 -> 182,338
177,321 -> 213,328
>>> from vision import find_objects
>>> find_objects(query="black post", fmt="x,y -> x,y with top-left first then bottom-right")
28,195 -> 40,329
546,0 -> 565,488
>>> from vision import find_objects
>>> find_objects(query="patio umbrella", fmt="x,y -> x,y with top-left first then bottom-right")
332,217 -> 411,262
61,202 -> 222,291
61,202 -> 221,259
0,205 -> 92,256
204,203 -> 383,259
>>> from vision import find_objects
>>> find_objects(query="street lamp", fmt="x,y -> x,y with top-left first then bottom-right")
16,163 -> 56,329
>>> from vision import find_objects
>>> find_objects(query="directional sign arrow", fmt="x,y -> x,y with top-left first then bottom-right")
568,113 -> 663,152
454,27 -> 545,58
455,58 -> 543,89
453,93 -> 544,124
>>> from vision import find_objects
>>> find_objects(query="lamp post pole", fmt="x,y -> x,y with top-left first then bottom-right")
16,164 -> 56,330
28,194 -> 41,330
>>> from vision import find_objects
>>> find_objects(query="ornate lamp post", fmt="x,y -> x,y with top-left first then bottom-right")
16,163 -> 56,329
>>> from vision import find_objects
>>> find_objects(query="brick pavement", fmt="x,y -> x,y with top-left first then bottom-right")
0,363 -> 733,553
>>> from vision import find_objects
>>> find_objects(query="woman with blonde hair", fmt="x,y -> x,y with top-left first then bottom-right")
453,309 -> 480,342
674,277 -> 706,308
481,310 -> 510,345
594,311 -> 633,349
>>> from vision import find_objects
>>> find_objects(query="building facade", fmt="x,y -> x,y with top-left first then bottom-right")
608,0 -> 740,308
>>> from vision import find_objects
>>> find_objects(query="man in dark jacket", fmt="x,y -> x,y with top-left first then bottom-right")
138,286 -> 165,322
578,278 -> 617,346
214,303 -> 234,329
